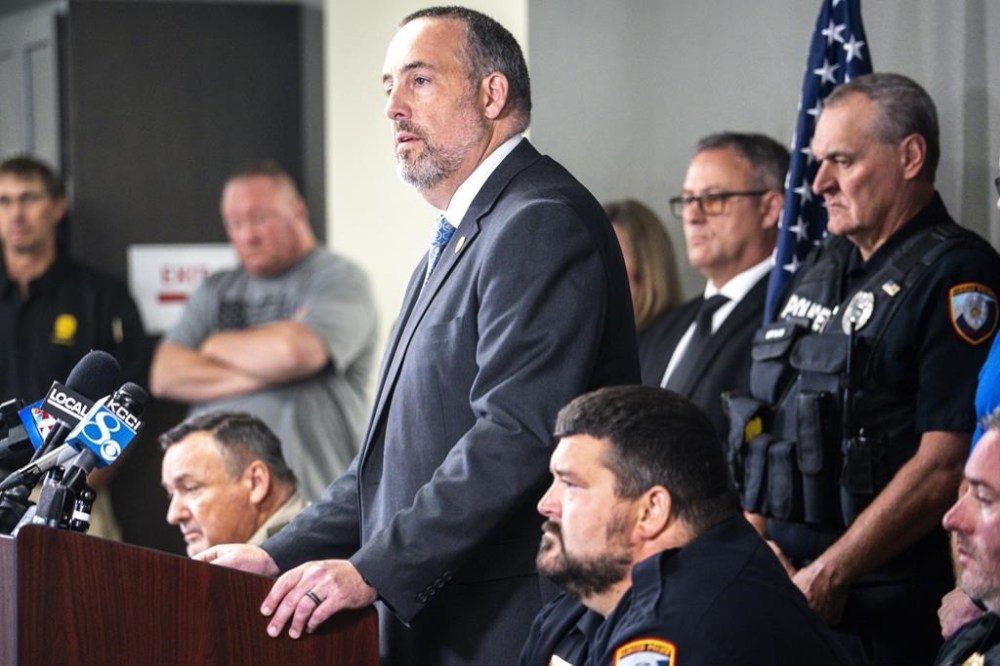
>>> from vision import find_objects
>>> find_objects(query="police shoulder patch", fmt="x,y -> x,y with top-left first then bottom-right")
614,638 -> 676,665
949,283 -> 998,345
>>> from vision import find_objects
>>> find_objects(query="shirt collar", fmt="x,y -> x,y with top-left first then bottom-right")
704,257 -> 771,301
844,192 -> 946,284
440,135 -> 523,225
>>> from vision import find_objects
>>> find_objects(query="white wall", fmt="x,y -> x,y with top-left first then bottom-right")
326,0 -> 1000,343
325,0 -> 527,357
529,0 -> 1000,298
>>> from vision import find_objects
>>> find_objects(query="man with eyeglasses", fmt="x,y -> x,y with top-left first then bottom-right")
150,161 -> 377,502
639,132 -> 788,439
726,73 -> 1000,664
0,154 -> 147,539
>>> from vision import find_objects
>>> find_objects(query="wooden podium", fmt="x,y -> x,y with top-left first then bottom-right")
0,527 -> 378,664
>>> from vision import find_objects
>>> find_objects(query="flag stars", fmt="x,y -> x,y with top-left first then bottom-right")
821,20 -> 847,46
806,100 -> 823,118
794,179 -> 814,205
789,217 -> 809,242
814,59 -> 840,85
843,34 -> 866,62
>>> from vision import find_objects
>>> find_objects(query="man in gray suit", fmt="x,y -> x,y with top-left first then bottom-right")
198,7 -> 639,665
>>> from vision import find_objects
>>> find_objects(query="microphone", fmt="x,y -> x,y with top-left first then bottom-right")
29,383 -> 148,530
58,382 -> 149,495
0,443 -> 83,492
0,382 -> 147,493
0,398 -> 30,465
29,350 -> 120,462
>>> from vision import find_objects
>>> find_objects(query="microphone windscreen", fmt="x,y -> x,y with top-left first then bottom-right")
115,382 -> 149,416
64,350 -> 120,400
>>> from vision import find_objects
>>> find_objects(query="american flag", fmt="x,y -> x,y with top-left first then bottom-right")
763,0 -> 872,322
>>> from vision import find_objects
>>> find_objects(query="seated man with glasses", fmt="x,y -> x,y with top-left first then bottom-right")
639,132 -> 788,439
0,155 -> 148,540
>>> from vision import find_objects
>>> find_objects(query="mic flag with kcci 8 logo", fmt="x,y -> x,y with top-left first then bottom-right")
66,383 -> 146,466
57,383 -> 148,496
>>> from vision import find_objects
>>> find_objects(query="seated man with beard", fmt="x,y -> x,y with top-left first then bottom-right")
521,386 -> 851,665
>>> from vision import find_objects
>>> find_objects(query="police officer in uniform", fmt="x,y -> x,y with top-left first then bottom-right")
725,73 -> 1000,664
521,386 -> 851,666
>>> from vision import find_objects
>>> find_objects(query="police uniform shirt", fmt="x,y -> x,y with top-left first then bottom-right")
934,612 -> 1000,666
783,194 -> 1000,439
0,254 -> 147,456
520,594 -> 602,666
587,516 -> 851,666
837,195 -> 1000,436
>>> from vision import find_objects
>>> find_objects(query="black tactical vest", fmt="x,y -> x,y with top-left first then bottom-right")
725,223 -> 965,528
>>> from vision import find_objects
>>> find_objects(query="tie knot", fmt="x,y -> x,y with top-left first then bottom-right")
431,215 -> 456,251
697,294 -> 729,327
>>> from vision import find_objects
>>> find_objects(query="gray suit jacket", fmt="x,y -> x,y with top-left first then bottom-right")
262,140 -> 640,665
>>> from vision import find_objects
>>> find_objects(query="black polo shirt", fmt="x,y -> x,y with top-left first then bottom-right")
0,254 -> 147,464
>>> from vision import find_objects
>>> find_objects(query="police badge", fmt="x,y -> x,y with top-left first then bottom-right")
841,291 -> 875,334
949,283 -> 999,345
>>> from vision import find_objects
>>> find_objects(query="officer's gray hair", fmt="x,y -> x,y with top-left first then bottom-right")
824,72 -> 939,182
982,406 -> 1000,435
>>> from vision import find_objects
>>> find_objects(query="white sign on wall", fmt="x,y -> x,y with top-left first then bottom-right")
128,244 -> 238,334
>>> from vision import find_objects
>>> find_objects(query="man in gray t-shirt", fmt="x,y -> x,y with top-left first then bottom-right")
150,161 -> 377,499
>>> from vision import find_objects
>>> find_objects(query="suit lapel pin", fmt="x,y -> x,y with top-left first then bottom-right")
455,236 -> 466,254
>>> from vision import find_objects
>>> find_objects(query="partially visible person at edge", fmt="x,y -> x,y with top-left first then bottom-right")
935,408 -> 1000,665
937,152 -> 1000,641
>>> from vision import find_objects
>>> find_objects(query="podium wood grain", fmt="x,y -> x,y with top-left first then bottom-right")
0,526 -> 377,665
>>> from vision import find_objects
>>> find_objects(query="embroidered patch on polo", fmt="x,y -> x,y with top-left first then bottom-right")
949,283 -> 998,345
51,313 -> 78,346
613,638 -> 676,665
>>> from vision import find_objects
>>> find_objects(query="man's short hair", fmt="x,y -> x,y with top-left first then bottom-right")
159,411 -> 297,487
224,159 -> 303,201
825,72 -> 940,182
981,406 -> 1000,434
0,155 -> 65,200
554,386 -> 739,534
695,132 -> 790,192
401,6 -> 531,133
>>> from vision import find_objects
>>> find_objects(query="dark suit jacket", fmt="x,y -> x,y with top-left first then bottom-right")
639,274 -> 768,437
261,140 -> 640,665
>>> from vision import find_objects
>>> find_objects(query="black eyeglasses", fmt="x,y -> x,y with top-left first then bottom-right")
668,190 -> 769,219
995,176 -> 1000,197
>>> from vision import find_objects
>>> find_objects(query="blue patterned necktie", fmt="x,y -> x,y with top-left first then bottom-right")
425,214 -> 456,285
